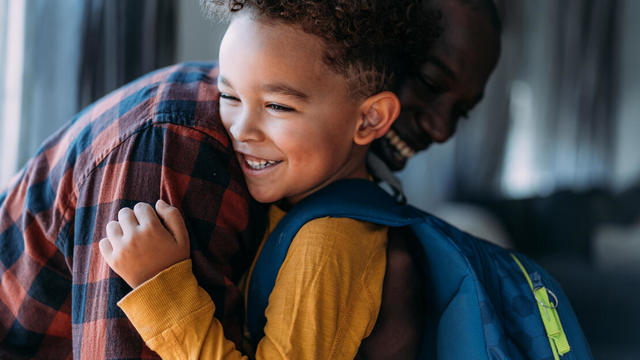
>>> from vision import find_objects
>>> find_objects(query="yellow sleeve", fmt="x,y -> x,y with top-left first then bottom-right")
118,218 -> 387,360
255,217 -> 387,360
118,259 -> 248,360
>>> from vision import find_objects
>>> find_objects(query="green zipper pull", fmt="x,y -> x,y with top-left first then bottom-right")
511,254 -> 571,359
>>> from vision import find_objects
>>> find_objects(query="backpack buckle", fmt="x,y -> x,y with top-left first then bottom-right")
534,287 -> 559,309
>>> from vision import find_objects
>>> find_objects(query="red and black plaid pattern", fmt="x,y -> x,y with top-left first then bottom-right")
0,62 -> 265,359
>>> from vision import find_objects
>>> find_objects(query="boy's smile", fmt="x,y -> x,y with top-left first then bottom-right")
241,153 -> 281,171
217,15 -> 370,205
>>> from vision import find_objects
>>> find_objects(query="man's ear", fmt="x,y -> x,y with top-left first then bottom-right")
353,91 -> 401,146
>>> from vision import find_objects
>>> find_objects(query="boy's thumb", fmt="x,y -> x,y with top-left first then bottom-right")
155,200 -> 190,249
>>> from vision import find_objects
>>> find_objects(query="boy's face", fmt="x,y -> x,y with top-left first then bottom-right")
218,15 -> 367,204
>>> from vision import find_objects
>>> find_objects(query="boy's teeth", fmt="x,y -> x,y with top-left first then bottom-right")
245,158 -> 279,170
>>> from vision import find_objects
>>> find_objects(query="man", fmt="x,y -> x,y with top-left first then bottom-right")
371,0 -> 501,172
361,0 -> 501,358
0,63 -> 265,359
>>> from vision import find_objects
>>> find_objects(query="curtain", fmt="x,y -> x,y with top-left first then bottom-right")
17,0 -> 85,173
0,1 -> 7,185
0,1 -> 6,124
78,0 -> 176,109
500,0 -> 617,198
0,0 -> 177,187
463,0 -> 620,199
0,0 -> 26,188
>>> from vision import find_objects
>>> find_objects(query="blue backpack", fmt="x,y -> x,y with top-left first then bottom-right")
247,179 -> 592,359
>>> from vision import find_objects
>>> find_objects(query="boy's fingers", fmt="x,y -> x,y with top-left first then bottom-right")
98,238 -> 113,261
133,202 -> 161,227
106,220 -> 123,239
118,207 -> 139,231
155,200 -> 189,247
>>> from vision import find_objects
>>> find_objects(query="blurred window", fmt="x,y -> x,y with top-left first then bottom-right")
0,0 -> 25,188
0,0 -> 176,189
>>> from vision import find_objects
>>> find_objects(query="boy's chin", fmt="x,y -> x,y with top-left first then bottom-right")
247,186 -> 280,204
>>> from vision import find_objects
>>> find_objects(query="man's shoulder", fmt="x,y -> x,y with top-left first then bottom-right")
89,61 -> 221,132
137,61 -> 219,84
74,61 -> 215,121
19,62 -> 226,194
108,61 -> 223,139
120,61 -> 219,108
78,63 -> 223,149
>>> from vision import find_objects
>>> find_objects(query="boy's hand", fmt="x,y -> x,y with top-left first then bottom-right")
99,200 -> 190,288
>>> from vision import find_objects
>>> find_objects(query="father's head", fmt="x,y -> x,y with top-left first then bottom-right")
373,0 -> 501,170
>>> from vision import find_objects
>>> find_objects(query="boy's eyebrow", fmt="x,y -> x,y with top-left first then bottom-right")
218,76 -> 310,102
262,83 -> 310,102
218,75 -> 233,88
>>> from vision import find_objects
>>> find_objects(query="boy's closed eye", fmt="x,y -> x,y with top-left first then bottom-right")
266,103 -> 296,112
220,93 -> 296,113
219,92 -> 240,102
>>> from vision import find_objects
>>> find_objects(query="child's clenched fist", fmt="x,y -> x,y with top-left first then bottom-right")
99,200 -> 190,288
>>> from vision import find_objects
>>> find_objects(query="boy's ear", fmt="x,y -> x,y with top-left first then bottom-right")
353,91 -> 401,146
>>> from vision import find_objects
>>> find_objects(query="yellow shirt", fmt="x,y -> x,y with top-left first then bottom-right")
119,205 -> 388,360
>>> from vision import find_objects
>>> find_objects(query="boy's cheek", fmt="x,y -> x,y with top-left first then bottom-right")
220,112 -> 234,133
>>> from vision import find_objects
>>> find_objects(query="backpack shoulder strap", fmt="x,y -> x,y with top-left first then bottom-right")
247,179 -> 425,344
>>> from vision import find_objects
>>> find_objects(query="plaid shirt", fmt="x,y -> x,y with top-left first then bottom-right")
0,62 -> 265,359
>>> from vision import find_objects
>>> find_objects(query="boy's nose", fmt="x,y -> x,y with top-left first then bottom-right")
229,110 -> 264,143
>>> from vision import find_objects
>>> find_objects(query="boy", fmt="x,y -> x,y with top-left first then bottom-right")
99,1 -> 435,359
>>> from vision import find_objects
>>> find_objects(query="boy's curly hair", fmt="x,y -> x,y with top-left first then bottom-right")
201,0 -> 440,99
